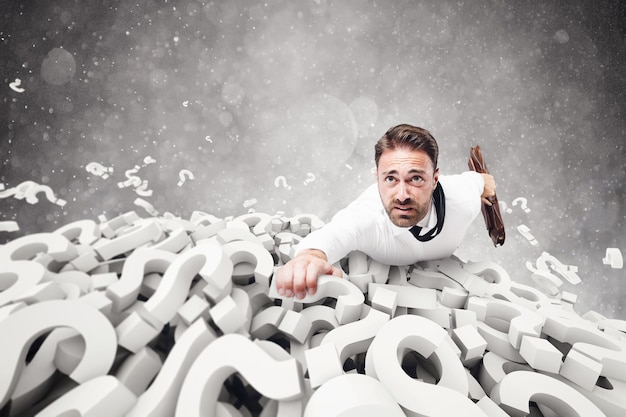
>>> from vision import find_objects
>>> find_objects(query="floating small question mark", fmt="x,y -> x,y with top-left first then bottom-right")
516,224 -> 538,246
0,221 -> 19,233
118,166 -> 142,189
274,176 -> 291,190
499,201 -> 512,214
12,181 -> 66,207
602,248 -> 623,269
303,173 -> 316,186
9,78 -> 25,93
142,156 -> 156,166
134,198 -> 159,216
86,162 -> 113,180
512,197 -> 531,213
177,170 -> 195,186
134,180 -> 153,197
243,198 -> 258,208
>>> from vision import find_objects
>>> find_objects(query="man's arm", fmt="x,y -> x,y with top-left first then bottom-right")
274,248 -> 343,299
480,173 -> 496,206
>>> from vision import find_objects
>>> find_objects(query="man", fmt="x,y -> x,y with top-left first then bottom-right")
275,124 -> 496,299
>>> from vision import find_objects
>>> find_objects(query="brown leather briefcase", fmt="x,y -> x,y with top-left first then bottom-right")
468,145 -> 505,246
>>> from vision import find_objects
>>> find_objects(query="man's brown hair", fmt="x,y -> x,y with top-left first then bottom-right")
374,124 -> 439,171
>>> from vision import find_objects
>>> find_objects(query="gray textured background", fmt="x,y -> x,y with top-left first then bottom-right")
1,0 -> 624,318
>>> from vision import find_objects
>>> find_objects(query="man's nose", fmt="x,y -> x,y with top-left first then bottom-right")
396,182 -> 410,203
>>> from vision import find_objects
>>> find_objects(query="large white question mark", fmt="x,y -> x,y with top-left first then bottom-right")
221,239 -> 275,288
0,299 -> 118,409
105,247 -> 178,313
304,373 -> 406,417
116,240 -> 234,352
147,221 -> 193,253
542,313 -> 626,389
0,232 -> 77,264
53,219 -> 101,246
320,305 -> 390,365
365,314 -> 487,416
10,327 -> 78,415
274,175 -> 292,190
175,333 -> 304,417
92,217 -> 163,261
125,318 -> 217,417
269,274 -> 365,325
34,375 -> 137,417
289,213 -> 326,233
115,346 -> 163,396
491,371 -> 606,416
177,169 -> 194,186
0,261 -> 51,308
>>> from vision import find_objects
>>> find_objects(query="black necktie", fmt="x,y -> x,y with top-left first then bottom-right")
409,182 -> 445,242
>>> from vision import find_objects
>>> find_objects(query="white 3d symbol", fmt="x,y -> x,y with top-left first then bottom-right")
9,79 -> 25,93
512,197 -> 531,213
274,176 -> 292,190
177,170 -> 194,186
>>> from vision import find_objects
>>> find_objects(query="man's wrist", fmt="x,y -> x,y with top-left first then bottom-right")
295,248 -> 328,261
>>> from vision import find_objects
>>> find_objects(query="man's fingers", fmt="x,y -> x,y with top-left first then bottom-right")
275,264 -> 290,296
331,265 -> 343,278
276,255 -> 334,299
291,261 -> 308,298
302,262 -> 322,298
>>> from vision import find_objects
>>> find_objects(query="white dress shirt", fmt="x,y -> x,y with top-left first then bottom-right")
294,171 -> 484,265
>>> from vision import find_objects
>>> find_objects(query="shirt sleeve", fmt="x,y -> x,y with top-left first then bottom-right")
440,171 -> 484,222
294,184 -> 379,264
459,170 -> 484,196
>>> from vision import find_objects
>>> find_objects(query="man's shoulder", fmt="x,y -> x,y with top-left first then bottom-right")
347,183 -> 381,208
439,172 -> 482,195
332,183 -> 384,225
439,172 -> 482,217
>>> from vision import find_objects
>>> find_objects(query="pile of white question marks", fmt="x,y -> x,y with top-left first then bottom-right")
0,209 -> 624,417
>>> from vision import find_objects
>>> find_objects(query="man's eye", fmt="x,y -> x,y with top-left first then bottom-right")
411,176 -> 423,183
385,176 -> 396,183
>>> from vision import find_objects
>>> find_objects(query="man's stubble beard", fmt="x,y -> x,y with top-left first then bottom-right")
385,198 -> 432,228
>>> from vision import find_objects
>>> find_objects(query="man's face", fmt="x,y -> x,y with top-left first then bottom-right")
376,147 -> 439,227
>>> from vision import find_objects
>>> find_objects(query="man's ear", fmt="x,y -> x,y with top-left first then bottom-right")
434,168 -> 440,184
